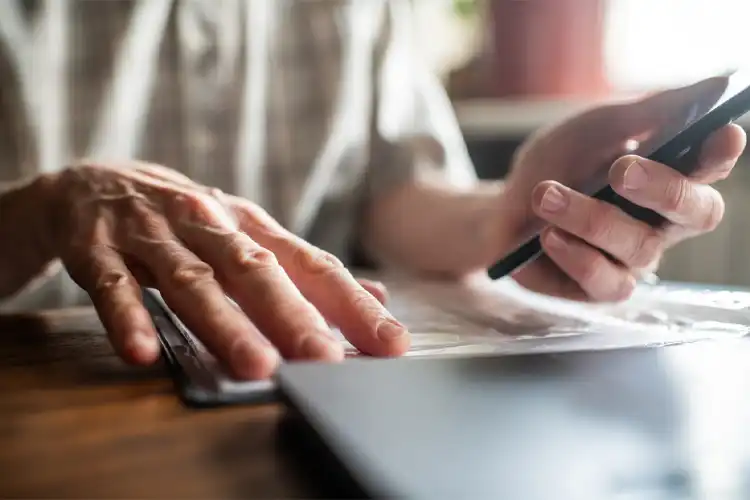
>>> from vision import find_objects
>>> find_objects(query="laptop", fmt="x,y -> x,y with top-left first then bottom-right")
276,340 -> 750,499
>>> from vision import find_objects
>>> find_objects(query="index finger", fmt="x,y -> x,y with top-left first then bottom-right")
229,202 -> 410,357
253,231 -> 410,357
691,124 -> 747,184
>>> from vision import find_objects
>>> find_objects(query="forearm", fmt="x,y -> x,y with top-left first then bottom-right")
0,175 -> 59,300
362,174 -> 506,278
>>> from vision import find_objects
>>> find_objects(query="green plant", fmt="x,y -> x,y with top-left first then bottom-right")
453,0 -> 478,18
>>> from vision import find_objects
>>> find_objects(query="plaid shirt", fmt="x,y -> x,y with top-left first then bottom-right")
0,0 -> 476,308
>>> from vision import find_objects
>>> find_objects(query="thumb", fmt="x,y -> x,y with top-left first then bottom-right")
609,75 -> 730,141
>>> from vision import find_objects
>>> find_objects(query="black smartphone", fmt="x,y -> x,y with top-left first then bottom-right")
489,70 -> 750,280
142,287 -> 278,407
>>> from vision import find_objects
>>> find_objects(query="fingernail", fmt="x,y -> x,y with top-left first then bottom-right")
624,161 -> 649,190
545,230 -> 566,251
377,319 -> 406,341
541,186 -> 567,213
300,335 -> 343,360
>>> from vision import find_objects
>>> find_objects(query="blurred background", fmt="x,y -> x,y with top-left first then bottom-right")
418,0 -> 750,287
5,0 -> 745,293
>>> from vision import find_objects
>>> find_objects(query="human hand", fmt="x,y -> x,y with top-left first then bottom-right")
43,162 -> 409,379
496,77 -> 747,301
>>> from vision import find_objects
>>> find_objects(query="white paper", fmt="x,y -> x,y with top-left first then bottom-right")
182,277 -> 750,395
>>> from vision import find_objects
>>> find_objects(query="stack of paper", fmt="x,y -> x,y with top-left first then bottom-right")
336,275 -> 750,358
148,275 -> 750,402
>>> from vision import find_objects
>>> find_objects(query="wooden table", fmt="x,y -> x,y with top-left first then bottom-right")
3,276 -> 746,497
0,308 -> 313,498
0,275 -> 477,498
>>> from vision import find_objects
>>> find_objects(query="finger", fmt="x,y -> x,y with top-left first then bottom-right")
238,223 -> 409,357
512,255 -> 589,302
540,229 -> 636,302
230,201 -> 408,356
275,238 -> 409,357
122,222 -> 280,380
691,124 -> 746,183
357,278 -> 388,305
532,181 -> 663,269
610,155 -> 725,232
177,227 -> 345,362
64,245 -> 160,365
169,193 -> 344,362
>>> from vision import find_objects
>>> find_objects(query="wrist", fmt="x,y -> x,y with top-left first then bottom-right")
490,183 -> 542,264
0,172 -> 61,300
473,180 -> 510,263
425,179 -> 508,276
362,178 -> 508,277
18,172 -> 61,261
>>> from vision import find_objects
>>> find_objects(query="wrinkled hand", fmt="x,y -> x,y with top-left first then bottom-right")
46,162 -> 409,379
497,77 -> 747,301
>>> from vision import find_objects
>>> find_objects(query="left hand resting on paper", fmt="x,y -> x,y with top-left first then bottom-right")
496,77 -> 746,302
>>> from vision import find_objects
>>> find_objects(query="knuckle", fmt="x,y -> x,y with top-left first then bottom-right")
348,290 -> 388,325
663,178 -> 690,213
122,192 -> 151,212
628,229 -> 663,268
168,261 -> 216,289
176,191 -> 214,217
94,270 -> 130,293
227,236 -> 279,274
294,246 -> 344,276
236,199 -> 271,221
698,193 -> 725,232
351,291 -> 372,307
351,289 -> 381,312
182,191 -> 213,211
578,253 -> 607,289
179,191 -> 237,229
581,207 -> 613,243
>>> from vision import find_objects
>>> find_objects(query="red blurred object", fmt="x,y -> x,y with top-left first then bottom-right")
488,0 -> 610,98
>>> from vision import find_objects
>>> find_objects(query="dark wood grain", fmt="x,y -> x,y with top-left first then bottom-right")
0,274 -> 483,499
0,273 -> 574,498
0,308 -> 309,499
